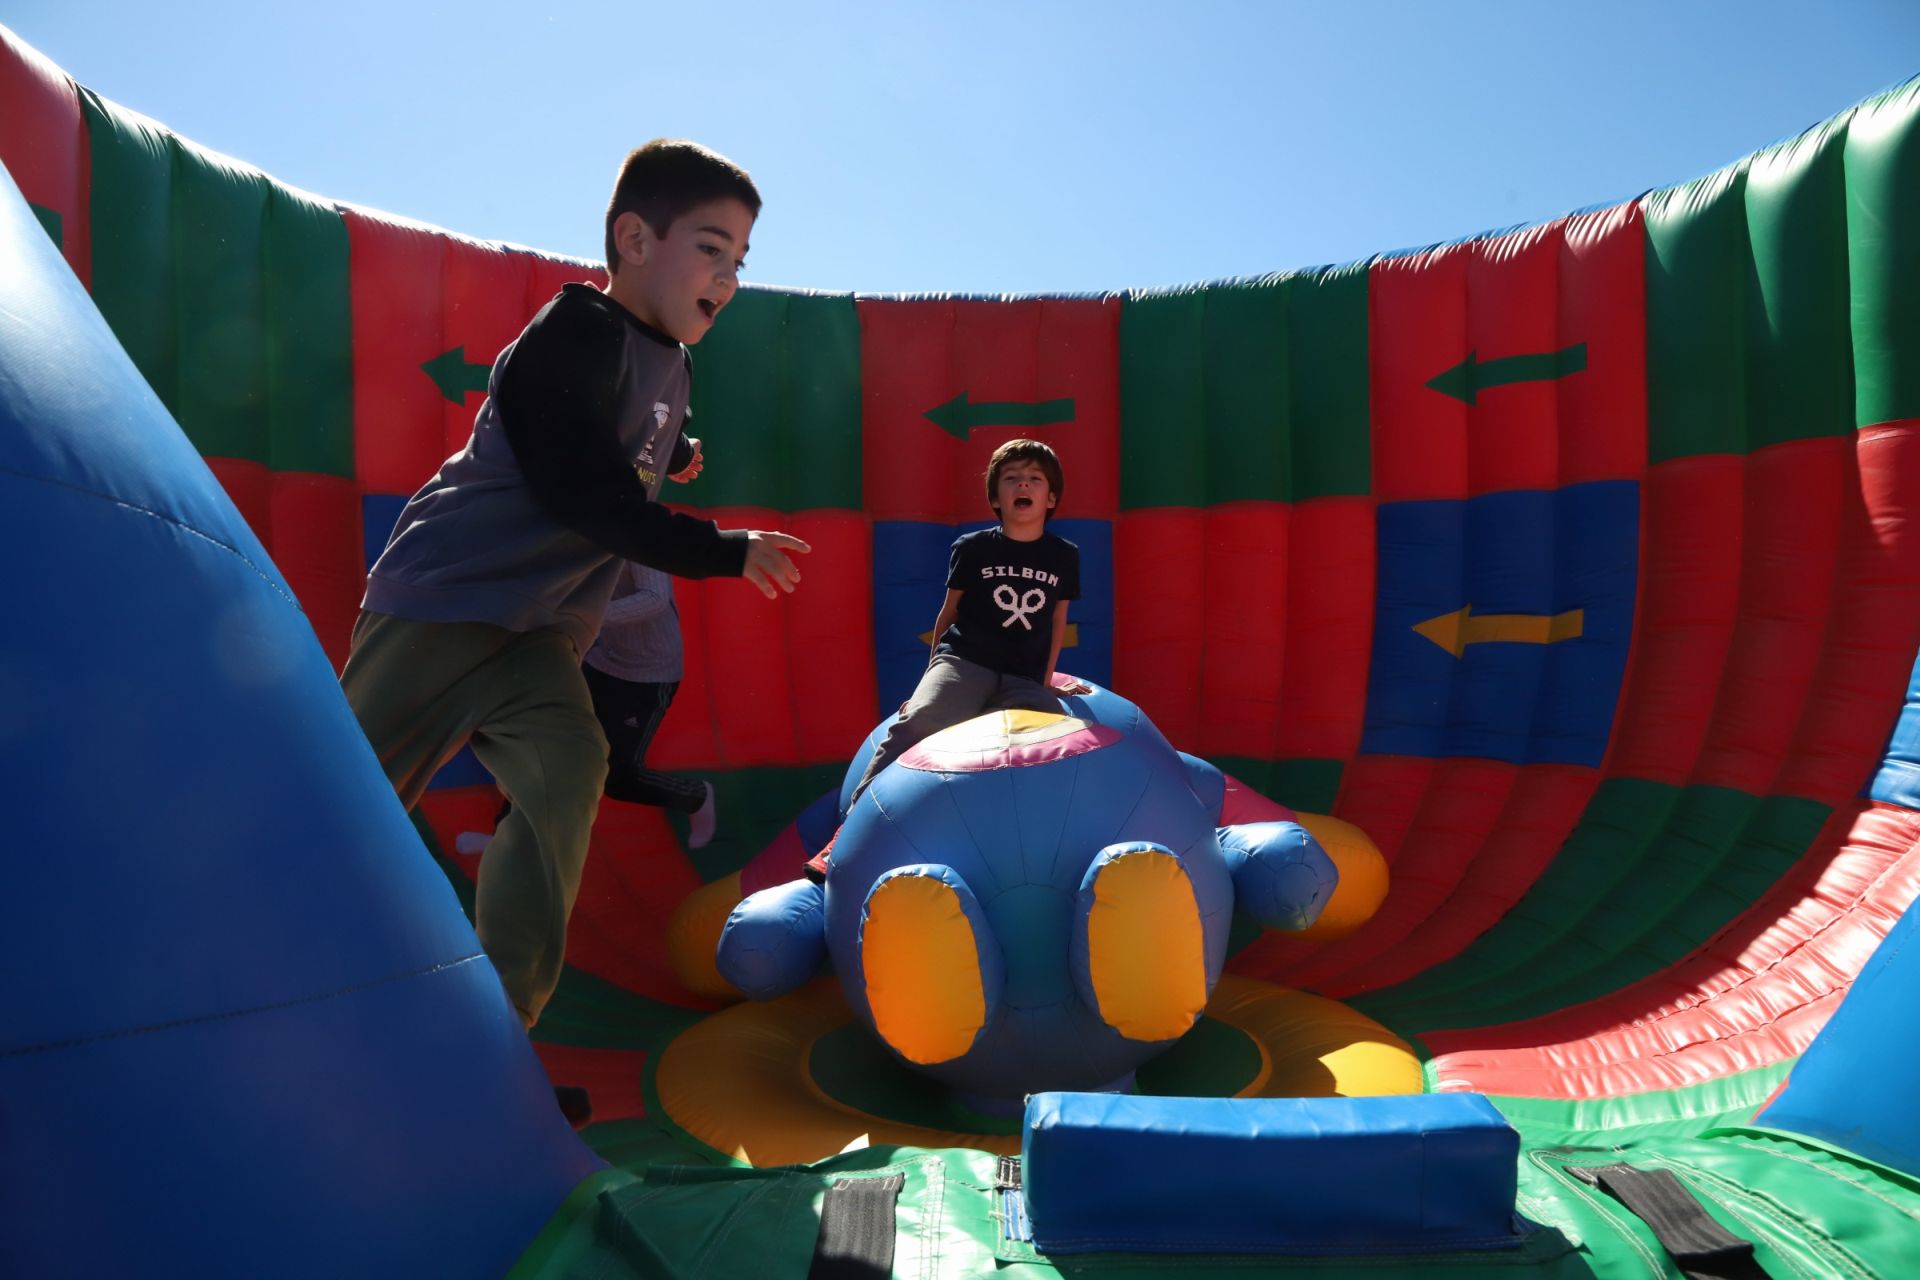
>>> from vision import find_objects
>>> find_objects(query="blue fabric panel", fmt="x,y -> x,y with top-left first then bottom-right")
359,492 -> 495,793
870,518 -> 1113,713
1360,481 -> 1638,767
1868,647 -> 1920,810
1022,1092 -> 1522,1256
0,160 -> 596,1279
1758,887 -> 1920,1180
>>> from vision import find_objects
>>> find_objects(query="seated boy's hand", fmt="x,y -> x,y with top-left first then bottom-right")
1054,676 -> 1094,696
670,437 -> 704,483
742,530 -> 811,598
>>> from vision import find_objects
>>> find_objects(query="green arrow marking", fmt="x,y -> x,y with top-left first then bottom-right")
923,391 -> 1074,440
29,203 -> 64,250
421,345 -> 492,404
1425,342 -> 1587,406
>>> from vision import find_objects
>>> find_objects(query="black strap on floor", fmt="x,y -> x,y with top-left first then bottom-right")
1577,1163 -> 1769,1280
808,1173 -> 905,1280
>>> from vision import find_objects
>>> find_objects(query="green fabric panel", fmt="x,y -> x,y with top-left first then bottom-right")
1844,79 -> 1920,427
1362,786 -> 1829,1035
1209,755 -> 1344,814
81,90 -> 179,413
82,91 -> 353,474
263,186 -> 353,476
173,149 -> 270,463
1119,291 -> 1207,507
687,289 -> 861,511
1742,120 -> 1855,451
1644,166 -> 1751,462
1354,776 -> 1681,1017
531,965 -> 706,1051
1198,282 -> 1290,502
1120,274 -> 1370,508
1285,264 -> 1371,499
683,762 -> 847,883
1491,1061 -> 1791,1147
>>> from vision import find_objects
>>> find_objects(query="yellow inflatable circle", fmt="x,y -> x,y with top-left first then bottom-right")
653,975 -> 1422,1167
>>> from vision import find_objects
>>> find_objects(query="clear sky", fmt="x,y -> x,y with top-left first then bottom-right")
7,2 -> 1918,295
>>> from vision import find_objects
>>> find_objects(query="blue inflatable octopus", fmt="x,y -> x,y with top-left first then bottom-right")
715,682 -> 1337,1105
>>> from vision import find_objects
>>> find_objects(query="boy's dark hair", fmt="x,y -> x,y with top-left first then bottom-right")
985,439 -> 1065,520
604,140 -> 761,274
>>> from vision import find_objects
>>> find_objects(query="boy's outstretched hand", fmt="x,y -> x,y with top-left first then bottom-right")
742,531 -> 811,598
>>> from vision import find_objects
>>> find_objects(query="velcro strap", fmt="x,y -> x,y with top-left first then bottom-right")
1579,1163 -> 1767,1280
808,1173 -> 904,1280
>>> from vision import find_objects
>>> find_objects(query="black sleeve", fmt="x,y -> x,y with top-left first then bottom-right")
495,294 -> 746,578
668,429 -> 695,477
945,534 -> 974,591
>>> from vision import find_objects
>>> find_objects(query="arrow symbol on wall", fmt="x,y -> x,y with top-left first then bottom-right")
1414,605 -> 1584,658
1425,343 -> 1587,406
923,391 -> 1075,440
421,346 -> 492,404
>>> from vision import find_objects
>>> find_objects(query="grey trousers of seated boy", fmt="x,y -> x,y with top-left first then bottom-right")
851,652 -> 1062,801
340,611 -> 609,1029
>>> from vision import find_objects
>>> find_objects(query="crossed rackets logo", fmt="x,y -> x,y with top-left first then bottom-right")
993,584 -> 1047,630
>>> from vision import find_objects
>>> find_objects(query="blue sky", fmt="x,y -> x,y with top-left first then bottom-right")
8,2 -> 1918,294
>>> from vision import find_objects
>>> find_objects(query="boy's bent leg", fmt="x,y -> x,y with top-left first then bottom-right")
585,668 -> 707,813
341,611 -> 516,809
466,631 -> 610,1028
850,654 -> 997,800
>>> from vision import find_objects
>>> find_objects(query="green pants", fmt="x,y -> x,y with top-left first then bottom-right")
341,611 -> 608,1028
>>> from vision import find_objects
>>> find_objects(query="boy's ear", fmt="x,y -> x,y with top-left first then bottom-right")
613,211 -> 654,270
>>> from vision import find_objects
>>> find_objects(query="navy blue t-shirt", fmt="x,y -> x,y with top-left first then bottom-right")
936,528 -> 1080,683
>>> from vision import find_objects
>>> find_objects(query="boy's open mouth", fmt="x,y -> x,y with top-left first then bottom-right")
697,299 -> 718,320
1013,496 -> 1033,508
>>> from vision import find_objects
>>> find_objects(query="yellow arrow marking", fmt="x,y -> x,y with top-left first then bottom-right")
918,623 -> 1079,647
1413,606 -> 1583,658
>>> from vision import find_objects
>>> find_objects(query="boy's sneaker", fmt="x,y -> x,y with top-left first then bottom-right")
554,1085 -> 593,1130
688,781 -> 718,850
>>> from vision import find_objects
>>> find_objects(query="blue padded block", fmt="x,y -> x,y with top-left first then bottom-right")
1022,1092 -> 1522,1256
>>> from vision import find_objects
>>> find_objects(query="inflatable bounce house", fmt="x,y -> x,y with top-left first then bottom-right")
4,22 -> 1920,1276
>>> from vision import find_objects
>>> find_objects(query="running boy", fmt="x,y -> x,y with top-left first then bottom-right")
342,140 -> 806,1036
849,439 -> 1087,801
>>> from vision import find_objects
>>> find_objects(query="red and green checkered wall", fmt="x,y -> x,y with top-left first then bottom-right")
6,26 -> 1920,1104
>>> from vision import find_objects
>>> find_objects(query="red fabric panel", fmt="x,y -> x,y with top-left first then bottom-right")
654,508 -> 874,769
1278,496 -> 1374,760
0,28 -> 89,286
1229,755 -> 1432,981
346,210 -> 451,495
268,473 -> 363,671
350,211 -> 602,497
1370,206 -> 1645,503
1318,765 -> 1599,997
1427,801 -> 1920,1099
1219,775 -> 1296,825
1602,455 -> 1742,783
858,297 -> 1120,523
1554,204 -> 1646,486
1282,758 -> 1519,993
1113,508 -> 1206,750
1690,438 -> 1849,794
533,1044 -> 650,1123
1775,421 -> 1920,803
204,456 -> 272,542
1196,502 -> 1290,759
